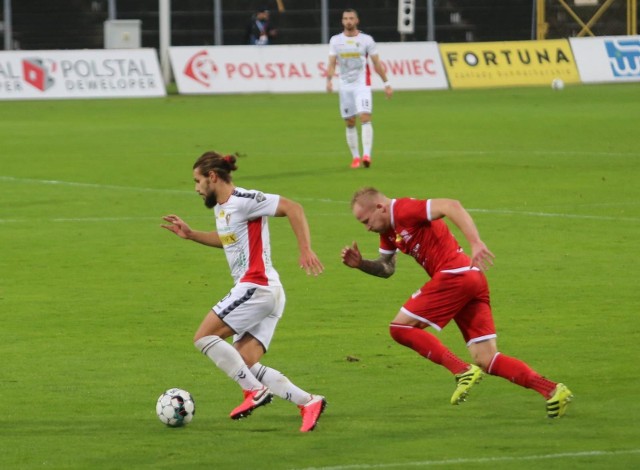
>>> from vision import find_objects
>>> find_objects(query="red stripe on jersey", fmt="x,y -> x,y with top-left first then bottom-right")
240,218 -> 269,285
365,55 -> 371,86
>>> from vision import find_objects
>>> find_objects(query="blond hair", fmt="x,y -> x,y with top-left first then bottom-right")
351,187 -> 385,208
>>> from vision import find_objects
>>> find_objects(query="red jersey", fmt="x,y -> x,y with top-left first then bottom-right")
379,198 -> 471,277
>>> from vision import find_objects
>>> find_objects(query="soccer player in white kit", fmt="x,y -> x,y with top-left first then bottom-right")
162,151 -> 327,432
326,9 -> 393,169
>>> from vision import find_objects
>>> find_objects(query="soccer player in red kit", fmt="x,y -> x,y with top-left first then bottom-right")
341,187 -> 573,418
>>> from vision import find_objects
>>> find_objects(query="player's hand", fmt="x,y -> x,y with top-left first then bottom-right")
341,241 -> 362,268
161,214 -> 193,240
299,249 -> 324,276
470,241 -> 495,272
384,86 -> 393,100
326,81 -> 333,93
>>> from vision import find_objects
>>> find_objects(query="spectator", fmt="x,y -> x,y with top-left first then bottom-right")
246,7 -> 277,45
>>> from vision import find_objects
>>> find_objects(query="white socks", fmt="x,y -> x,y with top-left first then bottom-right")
195,335 -> 263,391
346,126 -> 360,158
250,363 -> 312,406
195,336 -> 312,405
361,122 -> 373,157
346,124 -> 373,159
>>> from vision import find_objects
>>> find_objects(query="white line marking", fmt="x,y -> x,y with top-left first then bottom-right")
469,208 -> 640,223
0,216 -> 211,224
1,176 -> 638,224
293,449 -> 640,470
0,176 -> 190,194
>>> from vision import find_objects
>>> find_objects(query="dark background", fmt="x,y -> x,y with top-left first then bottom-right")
1,0 -> 634,50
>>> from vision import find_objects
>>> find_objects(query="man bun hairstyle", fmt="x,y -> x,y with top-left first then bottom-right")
193,151 -> 238,183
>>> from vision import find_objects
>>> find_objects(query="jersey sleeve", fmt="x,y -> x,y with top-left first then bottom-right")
328,37 -> 337,56
379,233 -> 396,254
366,35 -> 378,56
243,191 -> 280,219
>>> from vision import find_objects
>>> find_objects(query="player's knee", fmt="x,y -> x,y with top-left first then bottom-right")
194,334 -> 220,353
389,323 -> 409,345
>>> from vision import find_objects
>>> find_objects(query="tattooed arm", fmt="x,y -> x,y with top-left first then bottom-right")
341,241 -> 396,278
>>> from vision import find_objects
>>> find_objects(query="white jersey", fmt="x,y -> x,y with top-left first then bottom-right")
329,31 -> 378,87
214,187 -> 281,286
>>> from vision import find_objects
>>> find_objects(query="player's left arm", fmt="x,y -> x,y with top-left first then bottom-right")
370,54 -> 393,99
429,199 -> 495,271
274,197 -> 324,276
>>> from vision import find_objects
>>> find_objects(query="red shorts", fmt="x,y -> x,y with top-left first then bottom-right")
401,269 -> 496,345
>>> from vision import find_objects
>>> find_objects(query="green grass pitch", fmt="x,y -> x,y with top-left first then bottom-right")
1,82 -> 640,469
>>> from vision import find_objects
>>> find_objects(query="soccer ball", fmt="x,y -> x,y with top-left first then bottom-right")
156,388 -> 195,427
551,78 -> 565,90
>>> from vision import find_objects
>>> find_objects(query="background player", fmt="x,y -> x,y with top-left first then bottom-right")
326,9 -> 393,169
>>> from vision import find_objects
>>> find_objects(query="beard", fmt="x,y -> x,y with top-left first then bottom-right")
204,191 -> 217,208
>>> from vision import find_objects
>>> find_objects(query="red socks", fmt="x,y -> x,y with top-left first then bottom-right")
389,323 -> 469,374
488,353 -> 557,398
389,324 -> 558,398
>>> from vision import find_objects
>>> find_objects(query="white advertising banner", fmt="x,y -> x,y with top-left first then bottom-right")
170,42 -> 448,94
0,49 -> 166,100
570,36 -> 640,83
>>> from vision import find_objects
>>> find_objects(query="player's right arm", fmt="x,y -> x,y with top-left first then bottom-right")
341,241 -> 396,278
326,54 -> 337,93
161,214 -> 223,248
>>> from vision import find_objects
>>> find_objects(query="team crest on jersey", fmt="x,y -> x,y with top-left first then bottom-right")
218,210 -> 232,226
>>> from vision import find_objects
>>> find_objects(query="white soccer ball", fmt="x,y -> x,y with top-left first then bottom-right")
156,388 -> 195,427
551,78 -> 565,90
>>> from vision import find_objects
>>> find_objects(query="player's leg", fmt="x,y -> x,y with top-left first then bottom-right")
356,87 -> 374,167
360,113 -> 373,168
249,362 -> 327,431
240,286 -> 326,431
345,117 -> 361,168
340,88 -> 361,167
390,314 -> 482,405
460,272 -> 573,417
390,273 -> 485,404
390,315 -> 470,374
474,343 -> 573,418
390,275 -> 475,374
237,312 -> 312,405
193,284 -> 276,419
461,292 -> 558,395
193,312 -> 265,392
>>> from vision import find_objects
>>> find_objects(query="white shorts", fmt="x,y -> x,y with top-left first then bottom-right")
212,283 -> 285,351
339,84 -> 373,119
